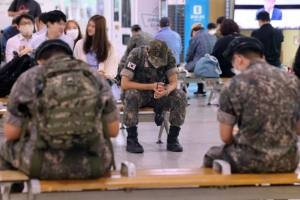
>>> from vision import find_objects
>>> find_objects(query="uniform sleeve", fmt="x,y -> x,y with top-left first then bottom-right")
124,36 -> 137,56
92,71 -> 119,123
217,80 -> 238,126
165,49 -> 178,78
120,48 -> 139,80
8,0 -> 17,11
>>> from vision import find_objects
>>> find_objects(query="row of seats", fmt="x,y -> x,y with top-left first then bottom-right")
0,161 -> 299,200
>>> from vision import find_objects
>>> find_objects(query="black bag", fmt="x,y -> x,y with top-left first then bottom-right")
0,53 -> 36,97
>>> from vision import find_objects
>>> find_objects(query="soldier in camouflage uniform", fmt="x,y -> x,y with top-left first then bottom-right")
116,25 -> 153,82
0,40 -> 119,180
124,24 -> 153,58
120,39 -> 187,153
204,36 -> 300,173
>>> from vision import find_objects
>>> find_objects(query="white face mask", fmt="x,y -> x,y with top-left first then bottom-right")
232,68 -> 241,75
66,29 -> 79,40
19,24 -> 34,36
231,57 -> 242,75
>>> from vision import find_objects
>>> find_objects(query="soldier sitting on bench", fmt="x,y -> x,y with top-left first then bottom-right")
204,36 -> 300,173
120,39 -> 187,153
0,40 -> 119,192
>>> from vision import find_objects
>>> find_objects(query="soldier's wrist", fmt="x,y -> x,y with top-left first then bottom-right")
165,89 -> 170,96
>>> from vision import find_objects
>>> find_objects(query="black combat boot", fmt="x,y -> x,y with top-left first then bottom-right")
126,126 -> 144,153
167,126 -> 183,152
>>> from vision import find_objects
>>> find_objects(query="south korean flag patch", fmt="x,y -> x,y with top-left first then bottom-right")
127,62 -> 136,70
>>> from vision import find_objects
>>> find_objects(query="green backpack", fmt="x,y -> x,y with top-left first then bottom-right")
20,56 -> 115,178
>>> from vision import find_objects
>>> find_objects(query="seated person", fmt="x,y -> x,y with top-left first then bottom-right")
204,36 -> 300,173
120,39 -> 187,153
185,23 -> 217,95
35,12 -> 48,35
211,19 -> 243,78
117,24 -> 153,83
0,40 -> 119,180
74,15 -> 117,79
2,17 -> 19,61
293,45 -> 300,77
19,10 -> 73,57
64,20 -> 83,48
6,14 -> 35,63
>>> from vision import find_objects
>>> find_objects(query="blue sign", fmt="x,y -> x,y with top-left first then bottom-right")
184,0 -> 210,60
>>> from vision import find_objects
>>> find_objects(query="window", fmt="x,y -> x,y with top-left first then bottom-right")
122,0 -> 131,28
114,0 -> 119,21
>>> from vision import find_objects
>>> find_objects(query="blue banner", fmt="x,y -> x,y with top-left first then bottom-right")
184,0 -> 210,60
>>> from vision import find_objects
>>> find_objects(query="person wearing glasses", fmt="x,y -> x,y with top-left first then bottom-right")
204,36 -> 300,173
5,14 -> 35,63
19,10 -> 73,57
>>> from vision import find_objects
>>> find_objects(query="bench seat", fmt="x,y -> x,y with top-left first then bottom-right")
36,167 -> 300,192
1,168 -> 300,200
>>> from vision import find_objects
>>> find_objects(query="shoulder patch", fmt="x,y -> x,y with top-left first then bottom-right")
127,62 -> 136,70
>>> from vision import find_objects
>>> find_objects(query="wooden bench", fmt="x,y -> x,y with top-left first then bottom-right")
117,104 -> 170,144
1,163 -> 299,200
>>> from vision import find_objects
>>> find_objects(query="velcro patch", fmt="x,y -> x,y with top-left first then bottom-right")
127,62 -> 136,70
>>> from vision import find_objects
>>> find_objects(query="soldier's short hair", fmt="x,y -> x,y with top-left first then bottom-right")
131,24 -> 141,32
35,39 -> 73,61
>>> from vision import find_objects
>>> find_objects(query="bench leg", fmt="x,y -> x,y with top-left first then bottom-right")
1,183 -> 12,200
120,118 -> 125,129
156,112 -> 169,144
157,124 -> 164,144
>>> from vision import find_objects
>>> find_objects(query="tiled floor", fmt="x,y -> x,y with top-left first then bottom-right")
112,83 -> 223,170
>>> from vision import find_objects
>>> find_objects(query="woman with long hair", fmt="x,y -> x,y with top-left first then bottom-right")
74,15 -> 118,79
64,20 -> 83,48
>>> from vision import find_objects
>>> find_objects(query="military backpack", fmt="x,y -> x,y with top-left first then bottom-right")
20,56 -> 115,178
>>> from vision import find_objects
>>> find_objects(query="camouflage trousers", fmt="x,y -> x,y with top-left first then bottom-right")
203,144 -> 299,173
0,138 -> 112,179
121,89 -> 187,127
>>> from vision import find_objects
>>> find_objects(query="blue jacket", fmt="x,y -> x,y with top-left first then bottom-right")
154,27 -> 182,65
256,8 -> 282,20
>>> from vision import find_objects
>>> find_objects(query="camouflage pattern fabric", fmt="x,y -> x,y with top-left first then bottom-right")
124,31 -> 153,57
121,89 -> 187,127
0,55 -> 119,179
147,39 -> 168,67
116,31 -> 153,83
204,59 -> 300,173
120,44 -> 187,127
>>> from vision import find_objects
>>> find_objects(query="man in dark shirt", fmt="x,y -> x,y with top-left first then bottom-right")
8,0 -> 42,31
251,11 -> 283,67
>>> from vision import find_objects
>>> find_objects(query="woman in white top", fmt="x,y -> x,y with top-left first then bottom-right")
74,15 -> 118,79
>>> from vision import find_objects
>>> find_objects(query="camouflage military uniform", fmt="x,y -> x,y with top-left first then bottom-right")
117,31 -> 154,82
124,31 -> 153,57
120,46 -> 187,128
0,56 -> 119,179
204,59 -> 300,173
